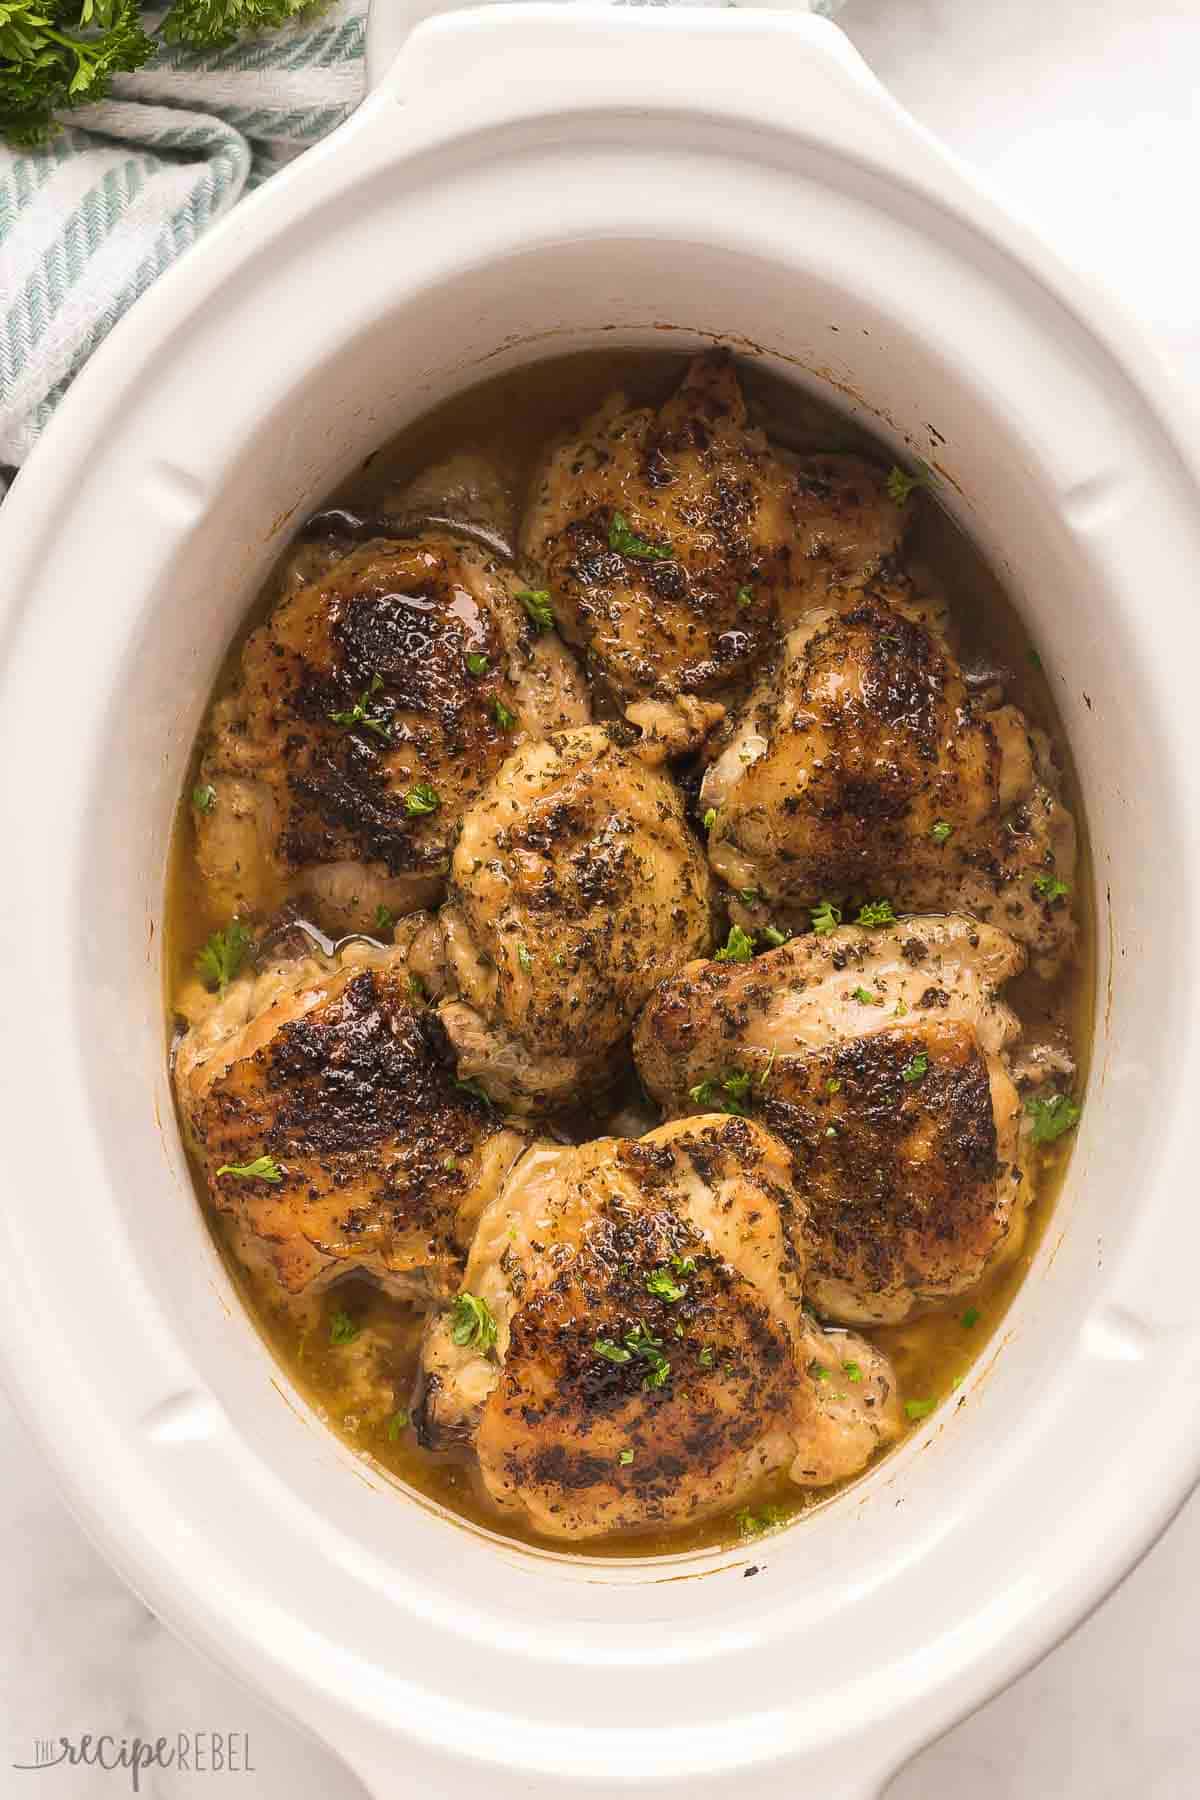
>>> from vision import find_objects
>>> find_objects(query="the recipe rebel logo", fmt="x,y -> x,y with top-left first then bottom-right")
12,1733 -> 255,1790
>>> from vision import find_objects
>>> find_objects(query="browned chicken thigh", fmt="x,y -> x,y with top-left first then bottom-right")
436,724 -> 714,1113
418,1116 -> 901,1539
173,941 -> 527,1297
635,916 -> 1028,1324
701,583 -> 1076,974
194,532 -> 589,936
521,353 -> 904,759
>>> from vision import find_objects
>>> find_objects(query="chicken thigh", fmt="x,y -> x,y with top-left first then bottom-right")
436,724 -> 714,1112
418,1116 -> 902,1539
634,915 -> 1028,1325
701,584 -> 1076,974
194,532 -> 589,936
521,353 -> 903,759
174,940 -> 527,1297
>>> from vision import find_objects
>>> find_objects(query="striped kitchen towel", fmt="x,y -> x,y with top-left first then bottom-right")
0,0 -> 841,468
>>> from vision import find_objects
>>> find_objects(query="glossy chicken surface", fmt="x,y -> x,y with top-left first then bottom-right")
635,916 -> 1028,1324
775,451 -> 908,626
701,582 -> 1076,974
436,724 -> 714,1112
174,941 -> 527,1296
523,353 -> 852,757
195,532 -> 589,935
418,1116 -> 902,1538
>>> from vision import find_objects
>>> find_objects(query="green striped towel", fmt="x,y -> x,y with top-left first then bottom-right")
0,0 -> 840,468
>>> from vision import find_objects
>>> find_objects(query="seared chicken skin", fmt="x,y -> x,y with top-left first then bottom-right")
174,941 -> 527,1297
701,584 -> 1076,974
419,1116 -> 902,1539
194,533 -> 589,936
635,916 -> 1028,1325
522,352 -> 898,759
775,451 -> 907,626
437,725 -> 714,1113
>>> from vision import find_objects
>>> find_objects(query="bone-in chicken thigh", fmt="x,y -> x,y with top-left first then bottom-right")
635,916 -> 1028,1324
418,1116 -> 902,1539
194,532 -> 589,936
436,724 -> 714,1112
701,583 -> 1076,974
174,941 -> 527,1297
521,353 -> 904,758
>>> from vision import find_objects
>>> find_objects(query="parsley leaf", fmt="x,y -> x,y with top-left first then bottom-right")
856,899 -> 896,926
702,807 -> 717,832
851,986 -> 883,1006
842,1361 -> 863,1383
516,943 -> 533,973
608,511 -> 673,561
328,1309 -> 359,1345
595,1324 -> 671,1390
329,672 -> 391,742
594,1337 -> 632,1366
645,1266 -> 688,1303
466,652 -> 490,677
736,585 -> 754,608
450,1291 -> 498,1354
904,1397 -> 936,1421
493,696 -> 516,731
0,0 -> 154,145
374,904 -> 394,933
618,1448 -> 635,1465
192,782 -> 216,814
1025,1091 -> 1082,1144
810,899 -> 842,935
386,1409 -> 409,1440
689,1078 -> 717,1106
454,1075 -> 493,1107
721,1069 -> 752,1114
734,1503 -> 787,1539
961,1306 -> 981,1329
515,588 -> 555,631
758,924 -> 790,948
901,1052 -> 929,1084
886,463 -> 931,506
195,920 -> 251,993
930,819 -> 953,844
715,923 -> 755,962
215,1154 -> 282,1183
1032,874 -> 1070,903
404,783 -> 439,816
161,0 -> 324,52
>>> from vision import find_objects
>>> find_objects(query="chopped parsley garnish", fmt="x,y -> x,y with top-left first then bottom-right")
192,782 -> 216,813
825,1124 -> 839,1138
851,986 -> 883,1006
739,889 -> 760,906
608,511 -> 673,561
699,1346 -> 715,1368
386,1409 -> 409,1440
961,1306 -> 981,1329
618,1448 -> 635,1466
758,1048 -> 776,1089
758,924 -> 791,948
702,808 -> 717,832
842,1361 -> 863,1383
595,1323 -> 671,1390
672,1254 -> 697,1275
826,1077 -> 842,1094
689,1078 -> 717,1106
515,588 -> 555,631
493,696 -> 516,731
450,1292 -> 498,1354
721,1069 -> 752,1115
901,1052 -> 929,1084
516,943 -> 533,973
930,820 -> 953,844
215,1155 -> 282,1183
442,1154 -> 458,1172
904,1398 -> 936,1421
808,1360 -> 832,1384
374,904 -> 394,932
455,1075 -> 493,1106
404,783 -> 440,817
646,1265 -> 688,1304
715,923 -> 755,962
856,899 -> 896,926
886,463 -> 930,506
466,652 -> 490,677
734,1504 -> 787,1539
196,920 -> 251,993
810,899 -> 842,935
329,1310 -> 359,1345
408,973 -> 426,1002
736,585 -> 754,608
328,672 -> 391,742
1032,874 -> 1070,903
1025,1091 -> 1082,1144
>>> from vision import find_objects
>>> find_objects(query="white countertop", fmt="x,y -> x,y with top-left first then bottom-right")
4,1 -> 1199,1793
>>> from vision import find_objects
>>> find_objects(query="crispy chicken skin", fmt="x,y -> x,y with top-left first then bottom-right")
519,354 -> 805,756
701,584 -> 1076,974
634,916 -> 1028,1324
418,1117 -> 901,1539
174,941 -> 527,1297
436,724 -> 714,1113
195,533 -> 589,935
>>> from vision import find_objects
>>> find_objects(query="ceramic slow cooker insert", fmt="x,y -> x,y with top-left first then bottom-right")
0,9 -> 1198,1797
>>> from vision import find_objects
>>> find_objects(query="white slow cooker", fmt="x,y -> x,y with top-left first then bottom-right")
1,8 -> 1199,1795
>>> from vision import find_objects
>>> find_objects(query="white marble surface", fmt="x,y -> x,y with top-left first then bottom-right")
4,1 -> 1200,1794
